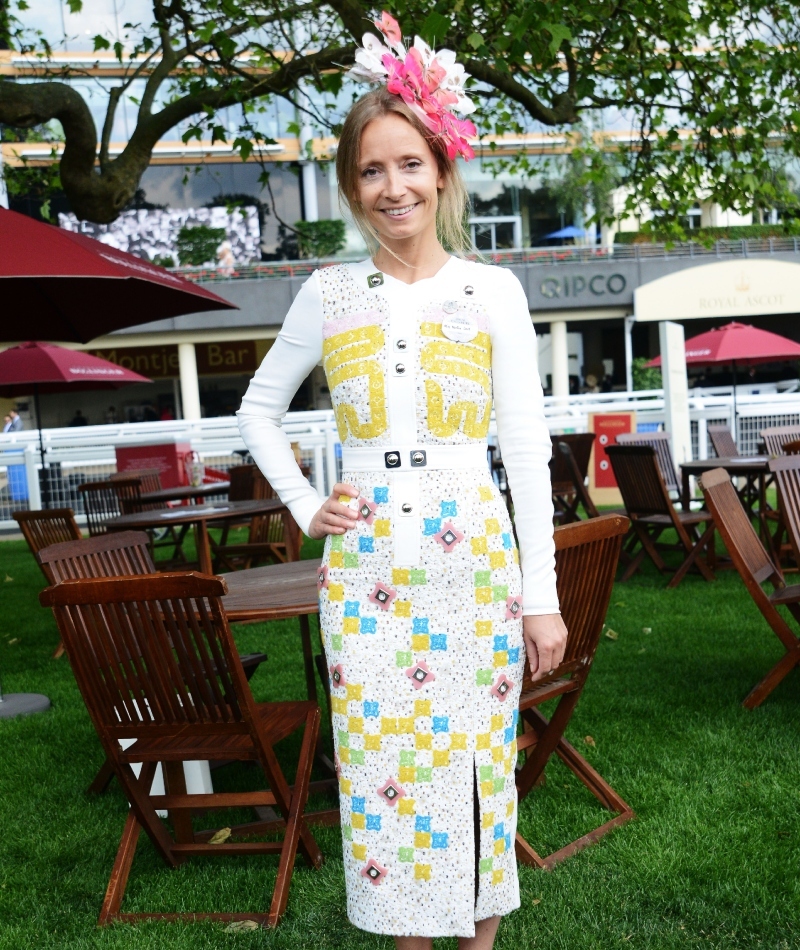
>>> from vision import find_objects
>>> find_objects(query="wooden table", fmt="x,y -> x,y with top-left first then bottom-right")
681,456 -> 770,541
105,499 -> 288,575
137,481 -> 230,505
222,559 -> 322,701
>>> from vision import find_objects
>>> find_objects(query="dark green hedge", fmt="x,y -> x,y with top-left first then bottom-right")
615,224 -> 791,244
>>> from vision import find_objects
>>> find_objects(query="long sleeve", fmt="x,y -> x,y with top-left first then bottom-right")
489,268 -> 559,615
237,271 -> 324,536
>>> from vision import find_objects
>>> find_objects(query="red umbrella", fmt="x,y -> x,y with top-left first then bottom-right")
0,207 -> 237,343
0,341 -> 151,504
645,321 -> 800,368
645,322 -> 800,440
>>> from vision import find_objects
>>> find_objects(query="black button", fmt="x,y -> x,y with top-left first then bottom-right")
385,451 -> 401,468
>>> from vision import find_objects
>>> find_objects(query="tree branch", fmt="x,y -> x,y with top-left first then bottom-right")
463,58 -> 579,125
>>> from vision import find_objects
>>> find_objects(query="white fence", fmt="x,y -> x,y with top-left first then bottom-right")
2,384 -> 800,531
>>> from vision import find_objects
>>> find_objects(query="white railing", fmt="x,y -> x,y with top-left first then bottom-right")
3,385 -> 800,530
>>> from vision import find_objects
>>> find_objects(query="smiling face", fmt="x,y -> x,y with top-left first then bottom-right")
356,113 -> 444,248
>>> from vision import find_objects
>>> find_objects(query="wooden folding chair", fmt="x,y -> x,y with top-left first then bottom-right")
12,507 -> 82,658
77,480 -> 122,536
700,467 -> 800,708
707,425 -> 739,458
515,513 -> 634,870
761,424 -> 800,458
38,531 -> 267,794
551,438 -> 599,523
39,572 -> 323,928
616,430 -> 682,501
606,444 -> 716,588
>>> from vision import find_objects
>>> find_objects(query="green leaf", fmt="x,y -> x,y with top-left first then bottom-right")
467,32 -> 483,50
113,40 -> 123,61
92,35 -> 110,51
419,11 -> 450,46
65,0 -> 82,12
542,22 -> 572,55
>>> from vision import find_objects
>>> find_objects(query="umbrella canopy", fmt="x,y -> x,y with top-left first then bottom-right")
0,207 -> 237,344
544,225 -> 586,239
646,321 -> 800,368
0,340 -> 150,397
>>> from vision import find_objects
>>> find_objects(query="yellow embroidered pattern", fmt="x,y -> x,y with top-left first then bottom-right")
322,325 -> 387,441
419,322 -> 492,438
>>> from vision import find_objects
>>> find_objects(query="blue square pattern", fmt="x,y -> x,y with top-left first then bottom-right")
504,833 -> 512,851
351,796 -> 366,814
412,617 -> 430,634
502,532 -> 512,550
373,486 -> 389,504
493,635 -> 508,652
344,601 -> 360,617
360,617 -> 377,634
423,518 -> 442,536
363,701 -> 379,718
432,716 -> 449,734
440,500 -> 457,518
432,832 -> 449,849
430,634 -> 447,651
415,815 -> 432,832
512,709 -> 520,727
366,814 -> 382,831
507,647 -> 520,664
359,537 -> 374,553
493,822 -> 505,840
504,726 -> 515,744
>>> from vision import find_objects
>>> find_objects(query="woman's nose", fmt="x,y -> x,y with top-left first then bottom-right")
382,168 -> 406,201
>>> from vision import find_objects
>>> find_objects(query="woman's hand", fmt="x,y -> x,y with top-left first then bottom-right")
522,613 -> 568,681
307,482 -> 360,540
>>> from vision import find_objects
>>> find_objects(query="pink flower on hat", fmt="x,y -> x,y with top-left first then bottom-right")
347,11 -> 477,161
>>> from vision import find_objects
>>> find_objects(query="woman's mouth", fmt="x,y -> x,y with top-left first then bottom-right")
380,203 -> 418,219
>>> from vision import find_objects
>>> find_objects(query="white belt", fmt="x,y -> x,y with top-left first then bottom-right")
340,444 -> 490,568
341,443 -> 489,472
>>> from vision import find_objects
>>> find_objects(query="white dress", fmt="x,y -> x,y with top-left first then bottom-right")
238,256 -> 557,938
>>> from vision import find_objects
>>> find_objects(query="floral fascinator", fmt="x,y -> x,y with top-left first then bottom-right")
347,10 -> 478,161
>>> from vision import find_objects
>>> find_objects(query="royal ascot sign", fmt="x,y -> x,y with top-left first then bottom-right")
634,259 -> 800,322
539,273 -> 627,300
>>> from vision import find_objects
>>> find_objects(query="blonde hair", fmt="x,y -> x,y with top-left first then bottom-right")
336,87 -> 472,257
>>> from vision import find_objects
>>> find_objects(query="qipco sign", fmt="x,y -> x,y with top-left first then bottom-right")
540,273 -> 627,300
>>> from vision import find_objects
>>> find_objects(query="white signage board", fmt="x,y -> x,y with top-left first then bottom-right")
634,259 -> 800,322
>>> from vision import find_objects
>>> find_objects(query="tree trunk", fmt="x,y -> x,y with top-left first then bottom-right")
0,80 -> 157,222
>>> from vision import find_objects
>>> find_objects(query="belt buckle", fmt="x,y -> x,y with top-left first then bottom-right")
410,450 -> 427,468
384,451 -> 401,469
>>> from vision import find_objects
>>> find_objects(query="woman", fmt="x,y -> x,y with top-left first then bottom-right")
238,13 -> 567,948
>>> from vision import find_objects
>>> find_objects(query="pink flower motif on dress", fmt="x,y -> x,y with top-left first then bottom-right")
377,777 -> 406,806
357,496 -> 377,525
491,673 -> 514,702
317,564 -> 329,591
369,581 -> 397,611
505,595 -> 523,620
433,521 -> 464,552
405,659 -> 436,690
361,858 -> 388,885
330,664 -> 346,688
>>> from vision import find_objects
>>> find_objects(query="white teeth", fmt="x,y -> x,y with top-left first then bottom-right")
384,205 -> 415,216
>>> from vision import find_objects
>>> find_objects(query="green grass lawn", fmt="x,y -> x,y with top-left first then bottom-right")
0,530 -> 798,950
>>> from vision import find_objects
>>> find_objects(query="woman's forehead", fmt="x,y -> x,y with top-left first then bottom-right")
360,115 -> 431,160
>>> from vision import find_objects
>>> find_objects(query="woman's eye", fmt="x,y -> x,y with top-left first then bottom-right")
406,161 -> 421,170
361,167 -> 379,179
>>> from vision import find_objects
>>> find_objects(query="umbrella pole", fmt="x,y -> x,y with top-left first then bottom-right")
732,360 -> 738,447
34,384 -> 49,509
